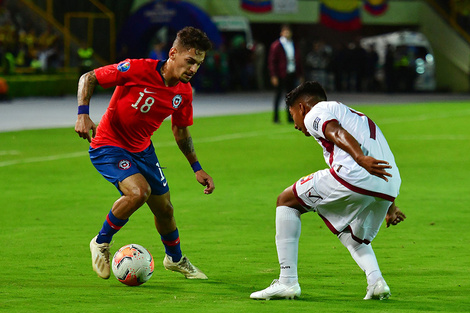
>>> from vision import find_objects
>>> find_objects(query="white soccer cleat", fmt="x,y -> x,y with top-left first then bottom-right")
250,279 -> 301,300
89,235 -> 111,279
363,277 -> 391,300
163,255 -> 208,279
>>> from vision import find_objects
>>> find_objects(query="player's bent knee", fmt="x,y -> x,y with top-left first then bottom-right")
276,185 -> 307,212
119,174 -> 151,205
276,186 -> 294,206
127,184 -> 151,205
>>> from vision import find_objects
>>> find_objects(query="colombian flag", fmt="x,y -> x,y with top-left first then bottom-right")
320,0 -> 362,31
241,0 -> 272,13
364,0 -> 389,16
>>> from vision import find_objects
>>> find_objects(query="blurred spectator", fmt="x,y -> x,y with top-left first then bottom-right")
251,39 -> 266,90
364,43 -> 379,92
268,24 -> 304,123
384,44 -> 396,93
394,45 -> 416,92
148,39 -> 167,60
1,4 -> 62,74
78,45 -> 94,76
305,40 -> 331,90
199,45 -> 229,93
228,35 -> 253,91
37,26 -> 60,72
0,9 -> 19,74
349,39 -> 367,92
330,42 -> 346,92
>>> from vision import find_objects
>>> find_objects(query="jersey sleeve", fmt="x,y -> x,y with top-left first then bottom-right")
94,59 -> 137,89
304,102 -> 338,139
171,90 -> 194,127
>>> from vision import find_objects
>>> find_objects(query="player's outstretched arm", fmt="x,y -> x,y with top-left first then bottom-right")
324,120 -> 392,181
75,71 -> 98,142
172,125 -> 215,194
386,202 -> 406,228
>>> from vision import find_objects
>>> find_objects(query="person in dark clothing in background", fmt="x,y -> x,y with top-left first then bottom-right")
268,24 -> 304,124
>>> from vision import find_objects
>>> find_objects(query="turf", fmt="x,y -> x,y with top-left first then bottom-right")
1,101 -> 469,312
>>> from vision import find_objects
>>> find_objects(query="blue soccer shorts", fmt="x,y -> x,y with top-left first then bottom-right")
89,143 -> 169,195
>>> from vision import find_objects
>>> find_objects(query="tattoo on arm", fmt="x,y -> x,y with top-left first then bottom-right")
78,71 -> 98,106
177,136 -> 195,156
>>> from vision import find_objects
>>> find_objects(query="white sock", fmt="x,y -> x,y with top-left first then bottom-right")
337,231 -> 382,286
275,206 -> 301,286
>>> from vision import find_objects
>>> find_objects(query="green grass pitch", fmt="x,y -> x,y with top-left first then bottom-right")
0,101 -> 469,312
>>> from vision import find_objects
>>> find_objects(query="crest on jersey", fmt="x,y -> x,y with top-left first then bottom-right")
313,117 -> 321,131
117,61 -> 130,72
118,159 -> 131,170
172,94 -> 182,108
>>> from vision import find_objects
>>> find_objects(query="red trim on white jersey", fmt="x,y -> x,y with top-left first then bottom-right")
292,183 -> 308,209
329,168 -> 395,202
318,214 -> 371,244
348,108 -> 376,140
319,119 -> 337,166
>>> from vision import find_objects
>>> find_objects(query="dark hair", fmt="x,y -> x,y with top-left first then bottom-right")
285,81 -> 327,107
281,23 -> 292,32
174,26 -> 212,52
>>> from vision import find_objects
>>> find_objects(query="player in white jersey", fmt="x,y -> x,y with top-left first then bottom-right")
250,81 -> 406,301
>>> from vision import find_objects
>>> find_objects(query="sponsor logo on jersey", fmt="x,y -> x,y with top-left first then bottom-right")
307,191 -> 321,198
300,173 -> 314,185
313,117 -> 321,131
143,88 -> 156,94
117,61 -> 130,72
118,159 -> 131,170
172,94 -> 182,108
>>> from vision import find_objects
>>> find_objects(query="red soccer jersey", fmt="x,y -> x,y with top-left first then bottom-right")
91,58 -> 194,152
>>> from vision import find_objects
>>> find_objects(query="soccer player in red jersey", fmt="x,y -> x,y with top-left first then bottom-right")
75,27 -> 214,280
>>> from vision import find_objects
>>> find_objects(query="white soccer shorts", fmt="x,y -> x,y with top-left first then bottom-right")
292,169 -> 392,244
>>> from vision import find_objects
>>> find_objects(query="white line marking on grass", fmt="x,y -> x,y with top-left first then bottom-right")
0,151 -> 87,168
398,135 -> 469,141
379,109 -> 470,125
0,129 -> 292,168
0,150 -> 20,156
196,128 -> 292,143
3,106 -> 466,169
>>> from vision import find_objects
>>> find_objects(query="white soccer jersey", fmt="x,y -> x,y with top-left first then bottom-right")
304,101 -> 401,200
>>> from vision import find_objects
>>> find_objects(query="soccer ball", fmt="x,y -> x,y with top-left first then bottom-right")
112,244 -> 154,286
